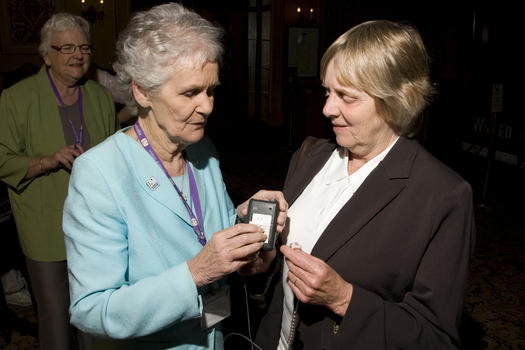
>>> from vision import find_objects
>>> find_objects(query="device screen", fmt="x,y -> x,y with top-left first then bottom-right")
250,213 -> 272,243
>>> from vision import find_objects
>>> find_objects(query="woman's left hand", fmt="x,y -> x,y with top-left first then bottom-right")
281,245 -> 353,317
237,190 -> 288,234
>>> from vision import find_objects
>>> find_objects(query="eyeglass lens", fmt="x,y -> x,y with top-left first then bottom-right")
60,45 -> 92,54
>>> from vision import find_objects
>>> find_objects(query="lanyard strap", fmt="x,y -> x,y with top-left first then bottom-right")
134,121 -> 206,246
46,69 -> 84,146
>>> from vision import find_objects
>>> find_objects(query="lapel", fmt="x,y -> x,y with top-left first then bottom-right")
37,66 -> 68,155
122,132 -> 206,226
307,137 -> 420,262
80,81 -> 97,141
284,139 -> 338,206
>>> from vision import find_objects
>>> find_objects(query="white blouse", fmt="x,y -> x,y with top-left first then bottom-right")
277,139 -> 398,349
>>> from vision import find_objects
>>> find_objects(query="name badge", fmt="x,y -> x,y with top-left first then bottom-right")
201,284 -> 231,330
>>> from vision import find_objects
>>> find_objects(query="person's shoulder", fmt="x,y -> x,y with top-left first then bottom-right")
290,137 -> 336,169
81,130 -> 129,164
406,139 -> 467,186
71,130 -> 140,188
4,66 -> 45,96
7,74 -> 38,90
308,137 -> 337,156
83,77 -> 112,96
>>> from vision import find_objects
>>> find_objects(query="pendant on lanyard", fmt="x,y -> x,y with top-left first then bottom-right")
46,69 -> 84,146
134,121 -> 206,246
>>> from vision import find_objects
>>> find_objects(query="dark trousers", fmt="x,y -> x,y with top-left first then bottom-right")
25,257 -> 94,350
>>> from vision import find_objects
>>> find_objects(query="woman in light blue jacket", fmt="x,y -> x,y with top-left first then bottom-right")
62,3 -> 287,349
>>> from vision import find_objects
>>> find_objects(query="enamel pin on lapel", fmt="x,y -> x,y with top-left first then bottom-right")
146,176 -> 160,191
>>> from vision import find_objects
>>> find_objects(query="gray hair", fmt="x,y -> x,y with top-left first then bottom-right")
114,2 -> 225,116
39,13 -> 91,58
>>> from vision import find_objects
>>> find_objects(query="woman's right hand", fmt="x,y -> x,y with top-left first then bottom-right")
25,144 -> 84,179
50,144 -> 85,171
187,223 -> 267,287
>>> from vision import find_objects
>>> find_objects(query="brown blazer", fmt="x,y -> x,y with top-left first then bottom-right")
253,137 -> 475,350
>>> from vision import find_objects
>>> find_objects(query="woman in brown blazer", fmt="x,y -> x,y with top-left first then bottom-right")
241,20 -> 475,350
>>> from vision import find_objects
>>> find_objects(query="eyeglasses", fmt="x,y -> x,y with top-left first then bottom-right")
51,44 -> 94,55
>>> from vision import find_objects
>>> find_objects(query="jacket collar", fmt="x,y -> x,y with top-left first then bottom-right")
118,129 -> 206,227
284,138 -> 338,206
291,137 -> 420,261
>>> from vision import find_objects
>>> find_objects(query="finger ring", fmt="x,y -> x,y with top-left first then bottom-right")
293,277 -> 298,285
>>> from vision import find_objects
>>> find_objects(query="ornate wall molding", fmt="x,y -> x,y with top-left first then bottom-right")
0,0 -> 65,54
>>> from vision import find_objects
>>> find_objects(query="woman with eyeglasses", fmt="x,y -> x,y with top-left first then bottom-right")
0,13 -> 119,350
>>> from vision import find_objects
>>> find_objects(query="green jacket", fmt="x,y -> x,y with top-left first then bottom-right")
0,65 -> 120,261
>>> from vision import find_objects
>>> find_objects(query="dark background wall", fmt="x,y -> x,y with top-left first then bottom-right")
1,0 -> 522,204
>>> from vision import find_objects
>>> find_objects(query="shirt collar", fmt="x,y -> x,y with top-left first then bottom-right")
325,137 -> 400,186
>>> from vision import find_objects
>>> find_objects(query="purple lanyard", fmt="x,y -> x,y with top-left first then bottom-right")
134,121 -> 206,246
46,69 -> 84,146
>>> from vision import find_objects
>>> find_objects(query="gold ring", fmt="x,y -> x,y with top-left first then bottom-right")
293,277 -> 298,285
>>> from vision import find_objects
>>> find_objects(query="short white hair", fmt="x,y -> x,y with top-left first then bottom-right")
114,2 -> 225,116
39,13 -> 90,58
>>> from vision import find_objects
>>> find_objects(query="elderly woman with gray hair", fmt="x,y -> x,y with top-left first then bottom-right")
62,3 -> 287,349
0,13 -> 119,350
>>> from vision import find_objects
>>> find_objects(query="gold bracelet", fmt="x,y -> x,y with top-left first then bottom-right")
39,157 -> 50,174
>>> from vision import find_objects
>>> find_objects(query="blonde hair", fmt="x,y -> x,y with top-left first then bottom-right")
320,20 -> 434,137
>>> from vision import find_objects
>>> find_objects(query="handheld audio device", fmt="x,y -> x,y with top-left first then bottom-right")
245,198 -> 278,251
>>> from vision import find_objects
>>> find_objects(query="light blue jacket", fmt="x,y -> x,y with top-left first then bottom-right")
63,127 -> 236,349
